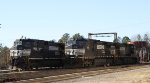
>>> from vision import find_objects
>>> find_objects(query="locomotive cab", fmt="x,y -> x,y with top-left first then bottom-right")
65,39 -> 90,67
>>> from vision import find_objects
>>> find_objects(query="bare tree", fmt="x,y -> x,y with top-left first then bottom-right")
143,33 -> 150,43
131,33 -> 150,42
137,34 -> 142,41
113,36 -> 122,43
0,45 -> 10,69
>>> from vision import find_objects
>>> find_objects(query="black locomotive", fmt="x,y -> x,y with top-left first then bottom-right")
10,38 -> 149,70
10,39 -> 65,69
65,39 -> 138,67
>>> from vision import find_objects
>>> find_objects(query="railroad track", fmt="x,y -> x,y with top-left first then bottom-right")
14,64 -> 150,83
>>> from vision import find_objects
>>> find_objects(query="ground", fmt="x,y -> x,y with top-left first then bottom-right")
54,65 -> 150,83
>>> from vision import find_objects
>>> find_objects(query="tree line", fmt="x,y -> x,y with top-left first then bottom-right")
58,33 -> 150,44
58,33 -> 84,43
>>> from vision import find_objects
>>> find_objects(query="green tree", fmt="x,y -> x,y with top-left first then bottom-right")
58,33 -> 70,43
122,36 -> 131,43
72,33 -> 84,40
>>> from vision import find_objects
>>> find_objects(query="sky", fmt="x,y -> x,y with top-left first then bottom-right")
0,0 -> 150,47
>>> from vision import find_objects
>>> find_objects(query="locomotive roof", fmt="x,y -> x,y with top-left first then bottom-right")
15,39 -> 55,43
15,39 -> 64,45
16,39 -> 47,42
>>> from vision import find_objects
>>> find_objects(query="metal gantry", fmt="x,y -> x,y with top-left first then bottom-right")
88,32 -> 117,41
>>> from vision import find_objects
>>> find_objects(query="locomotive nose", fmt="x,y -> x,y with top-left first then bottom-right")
10,50 -> 23,57
10,50 -> 17,57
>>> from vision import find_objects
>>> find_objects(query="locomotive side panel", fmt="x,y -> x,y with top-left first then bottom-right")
94,41 -> 113,66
